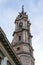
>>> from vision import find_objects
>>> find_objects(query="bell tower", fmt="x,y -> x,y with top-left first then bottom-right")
11,6 -> 35,65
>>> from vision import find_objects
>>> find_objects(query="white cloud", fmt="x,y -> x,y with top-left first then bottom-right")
0,8 -> 18,42
35,53 -> 43,65
0,0 -> 7,4
29,0 -> 43,13
0,0 -> 43,65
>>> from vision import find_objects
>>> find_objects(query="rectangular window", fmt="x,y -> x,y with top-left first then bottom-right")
19,36 -> 21,41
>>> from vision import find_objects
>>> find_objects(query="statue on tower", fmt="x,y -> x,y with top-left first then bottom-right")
22,5 -> 24,13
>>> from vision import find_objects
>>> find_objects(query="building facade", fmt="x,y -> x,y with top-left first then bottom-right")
0,6 -> 35,65
12,6 -> 35,65
0,27 -> 21,65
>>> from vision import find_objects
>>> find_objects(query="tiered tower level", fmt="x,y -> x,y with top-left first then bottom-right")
11,6 -> 35,65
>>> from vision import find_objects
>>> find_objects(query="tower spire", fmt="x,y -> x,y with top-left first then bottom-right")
12,6 -> 35,65
22,5 -> 24,13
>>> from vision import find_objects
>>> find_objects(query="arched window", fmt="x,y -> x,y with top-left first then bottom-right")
19,36 -> 21,41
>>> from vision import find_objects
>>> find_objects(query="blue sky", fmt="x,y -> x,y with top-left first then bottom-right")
0,0 -> 43,65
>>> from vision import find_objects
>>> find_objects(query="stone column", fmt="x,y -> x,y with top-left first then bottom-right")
1,58 -> 4,65
1,57 -> 8,65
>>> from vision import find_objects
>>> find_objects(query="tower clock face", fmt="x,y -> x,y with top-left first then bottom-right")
19,22 -> 23,28
23,45 -> 29,52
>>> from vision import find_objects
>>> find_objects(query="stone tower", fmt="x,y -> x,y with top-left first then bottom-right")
11,6 -> 35,65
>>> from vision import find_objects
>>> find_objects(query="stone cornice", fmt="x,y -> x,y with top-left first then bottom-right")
15,12 -> 28,22
12,42 -> 34,51
17,51 -> 35,60
13,28 -> 33,38
0,27 -> 22,65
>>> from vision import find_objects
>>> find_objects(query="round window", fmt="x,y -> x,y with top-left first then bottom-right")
19,22 -> 23,28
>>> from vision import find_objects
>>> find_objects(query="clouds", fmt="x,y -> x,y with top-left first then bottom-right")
27,0 -> 43,13
0,0 -> 7,4
0,0 -> 43,65
0,0 -> 43,13
0,7 -> 18,42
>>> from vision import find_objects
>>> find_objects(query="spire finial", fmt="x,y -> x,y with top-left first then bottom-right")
22,5 -> 24,13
